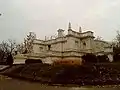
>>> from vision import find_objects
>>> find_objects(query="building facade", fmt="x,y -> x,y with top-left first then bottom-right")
14,23 -> 113,64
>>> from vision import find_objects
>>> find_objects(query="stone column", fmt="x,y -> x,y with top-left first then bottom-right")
108,54 -> 113,62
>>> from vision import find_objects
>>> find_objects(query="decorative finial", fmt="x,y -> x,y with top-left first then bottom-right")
68,22 -> 71,30
79,26 -> 82,33
45,36 -> 47,41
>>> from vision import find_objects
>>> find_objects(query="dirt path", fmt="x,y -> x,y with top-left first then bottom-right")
0,75 -> 118,90
0,75 -> 90,90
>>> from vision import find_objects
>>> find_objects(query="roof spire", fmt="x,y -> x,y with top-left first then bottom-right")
79,26 -> 82,33
68,22 -> 71,30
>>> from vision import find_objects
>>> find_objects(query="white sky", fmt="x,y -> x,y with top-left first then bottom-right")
0,0 -> 120,42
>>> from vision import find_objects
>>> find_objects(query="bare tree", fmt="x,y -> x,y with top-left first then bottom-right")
111,30 -> 120,47
116,30 -> 120,47
0,40 -> 16,54
15,43 -> 25,54
0,41 -> 9,54
0,39 -> 16,63
7,39 -> 16,54
23,32 -> 36,54
0,45 -> 5,62
112,31 -> 120,62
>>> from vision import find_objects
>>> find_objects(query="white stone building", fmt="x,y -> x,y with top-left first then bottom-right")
14,23 -> 113,64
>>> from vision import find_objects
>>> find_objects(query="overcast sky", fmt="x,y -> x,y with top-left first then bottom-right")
0,0 -> 120,43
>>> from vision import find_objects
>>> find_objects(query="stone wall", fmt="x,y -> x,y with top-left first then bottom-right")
93,40 -> 112,53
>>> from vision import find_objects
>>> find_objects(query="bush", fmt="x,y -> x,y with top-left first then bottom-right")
6,54 -> 13,65
113,54 -> 120,62
3,63 -> 120,86
97,55 -> 109,63
113,47 -> 120,62
81,53 -> 97,63
25,59 -> 42,64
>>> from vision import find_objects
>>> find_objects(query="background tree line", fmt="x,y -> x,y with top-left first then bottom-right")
0,39 -> 17,65
0,39 -> 26,65
0,32 -> 36,65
